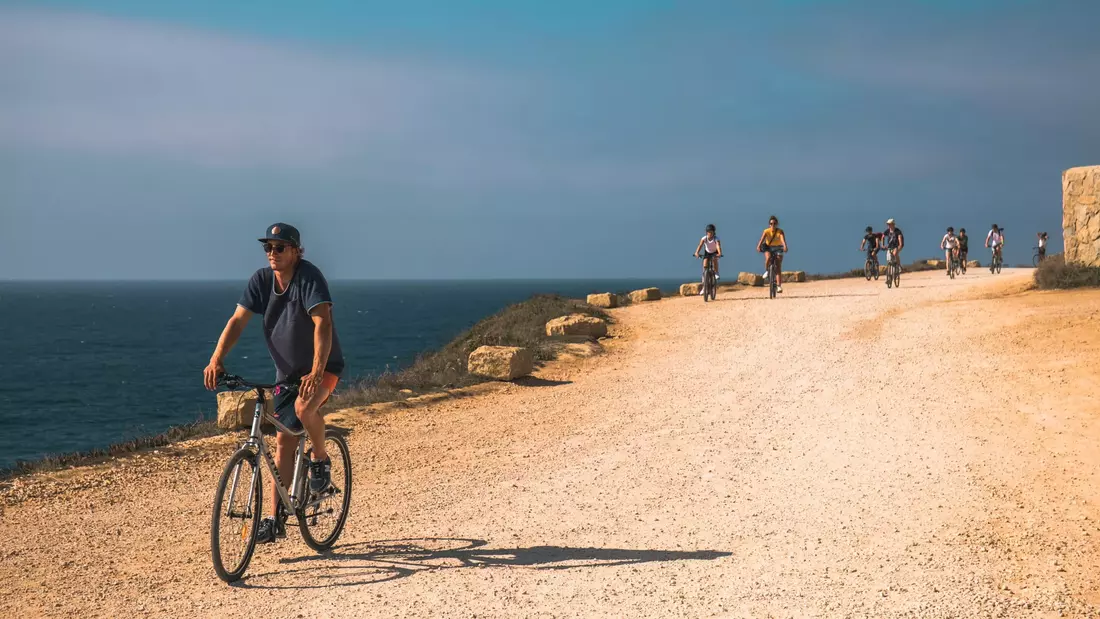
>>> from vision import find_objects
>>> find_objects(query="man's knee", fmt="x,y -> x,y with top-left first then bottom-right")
295,397 -> 323,422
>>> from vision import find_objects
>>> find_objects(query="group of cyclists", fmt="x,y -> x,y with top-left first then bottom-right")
692,217 -> 1022,292
693,216 -> 789,293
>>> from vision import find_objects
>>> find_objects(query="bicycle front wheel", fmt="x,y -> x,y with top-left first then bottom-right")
864,260 -> 872,281
299,430 -> 353,551
211,448 -> 262,583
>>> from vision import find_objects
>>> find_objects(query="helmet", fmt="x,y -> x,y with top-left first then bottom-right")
705,224 -> 715,232
865,226 -> 873,233
947,226 -> 954,232
960,228 -> 966,233
886,218 -> 895,225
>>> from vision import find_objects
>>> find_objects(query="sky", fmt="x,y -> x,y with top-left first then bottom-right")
2,0 -> 1098,280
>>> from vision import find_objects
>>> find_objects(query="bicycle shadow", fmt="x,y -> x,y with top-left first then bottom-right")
235,538 -> 731,590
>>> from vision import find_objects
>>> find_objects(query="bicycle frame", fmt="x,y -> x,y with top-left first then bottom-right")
226,390 -> 312,518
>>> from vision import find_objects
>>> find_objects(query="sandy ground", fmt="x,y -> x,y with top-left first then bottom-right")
2,268 -> 1099,618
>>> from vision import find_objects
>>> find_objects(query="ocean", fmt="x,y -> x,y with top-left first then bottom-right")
0,279 -> 681,469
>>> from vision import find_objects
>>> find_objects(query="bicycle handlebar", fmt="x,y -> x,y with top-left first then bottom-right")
218,373 -> 297,391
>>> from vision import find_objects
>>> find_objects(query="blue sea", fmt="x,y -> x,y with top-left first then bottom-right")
0,279 -> 681,470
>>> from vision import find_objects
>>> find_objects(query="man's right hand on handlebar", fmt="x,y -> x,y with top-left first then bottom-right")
203,358 -> 225,391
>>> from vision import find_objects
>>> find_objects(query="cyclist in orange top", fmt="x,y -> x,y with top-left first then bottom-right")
756,215 -> 788,293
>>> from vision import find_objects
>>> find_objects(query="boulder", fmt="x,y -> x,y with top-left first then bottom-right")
781,271 -> 806,283
967,260 -> 981,268
925,259 -> 944,268
217,389 -> 273,431
546,314 -> 608,338
737,272 -> 765,287
628,287 -> 661,302
680,282 -> 703,296
467,346 -> 534,381
1063,165 -> 1100,266
586,292 -> 617,308
878,265 -> 888,275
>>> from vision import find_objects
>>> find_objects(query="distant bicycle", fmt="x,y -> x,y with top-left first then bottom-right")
1032,246 -> 1043,267
885,249 -> 901,289
864,251 -> 880,281
990,247 -> 1004,274
767,248 -> 785,299
698,254 -> 718,302
948,252 -> 961,279
210,373 -> 352,583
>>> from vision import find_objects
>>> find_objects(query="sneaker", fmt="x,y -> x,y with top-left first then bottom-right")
762,271 -> 769,279
256,516 -> 286,544
777,285 -> 784,293
714,274 -> 720,281
309,457 -> 332,493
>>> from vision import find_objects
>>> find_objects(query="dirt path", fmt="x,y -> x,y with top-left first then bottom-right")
3,269 -> 1099,618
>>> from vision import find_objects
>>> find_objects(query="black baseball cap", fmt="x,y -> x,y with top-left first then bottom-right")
258,222 -> 300,247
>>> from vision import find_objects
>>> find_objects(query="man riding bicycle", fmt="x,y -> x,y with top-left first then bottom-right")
985,224 -> 1005,261
860,226 -> 880,269
883,218 -> 904,266
756,215 -> 788,293
202,223 -> 345,544
693,224 -> 723,293
957,228 -> 969,266
940,227 -> 959,275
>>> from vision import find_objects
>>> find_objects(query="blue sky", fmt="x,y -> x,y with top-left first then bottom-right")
2,0 -> 1098,279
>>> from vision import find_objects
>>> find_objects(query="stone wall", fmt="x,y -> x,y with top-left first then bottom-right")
1063,165 -> 1100,266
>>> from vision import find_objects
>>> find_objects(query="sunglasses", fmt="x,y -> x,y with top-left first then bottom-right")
262,243 -> 293,254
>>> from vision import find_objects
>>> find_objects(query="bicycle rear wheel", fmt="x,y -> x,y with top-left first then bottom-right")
211,449 -> 262,583
299,430 -> 353,551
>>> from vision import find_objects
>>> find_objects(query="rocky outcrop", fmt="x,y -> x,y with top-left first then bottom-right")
967,260 -> 981,268
1063,165 -> 1100,266
680,282 -> 703,296
738,272 -> 765,287
586,293 -> 617,308
217,389 -> 273,431
546,314 -> 608,338
781,271 -> 806,283
468,346 -> 534,381
629,288 -> 661,303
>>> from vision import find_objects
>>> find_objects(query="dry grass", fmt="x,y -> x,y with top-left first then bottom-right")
333,294 -> 608,407
807,259 -> 944,282
1034,254 -> 1100,290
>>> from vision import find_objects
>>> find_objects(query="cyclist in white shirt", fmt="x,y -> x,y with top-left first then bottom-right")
940,227 -> 959,275
985,224 -> 1005,261
693,224 -> 723,292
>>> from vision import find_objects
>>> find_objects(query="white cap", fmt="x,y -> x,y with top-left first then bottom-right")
886,218 -> 896,225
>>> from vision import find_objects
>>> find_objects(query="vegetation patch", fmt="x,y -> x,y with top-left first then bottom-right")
1034,254 -> 1100,290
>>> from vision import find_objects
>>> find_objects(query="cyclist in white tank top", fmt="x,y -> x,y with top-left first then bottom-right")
940,227 -> 959,275
693,224 -> 723,290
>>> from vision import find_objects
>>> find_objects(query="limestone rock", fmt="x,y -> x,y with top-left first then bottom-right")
628,287 -> 661,302
546,314 -> 608,338
585,293 -> 617,308
217,389 -> 273,431
738,272 -> 765,287
967,260 -> 981,268
680,282 -> 703,296
781,271 -> 806,283
467,346 -> 534,381
1063,165 -> 1100,266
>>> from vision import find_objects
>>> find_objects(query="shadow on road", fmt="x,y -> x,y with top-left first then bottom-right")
235,538 -> 731,590
513,377 -> 573,388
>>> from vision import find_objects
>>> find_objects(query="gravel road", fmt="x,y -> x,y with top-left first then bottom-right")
2,268 -> 1098,618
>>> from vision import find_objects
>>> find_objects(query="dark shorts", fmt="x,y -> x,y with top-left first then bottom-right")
866,249 -> 878,260
703,251 -> 719,261
272,373 -> 340,433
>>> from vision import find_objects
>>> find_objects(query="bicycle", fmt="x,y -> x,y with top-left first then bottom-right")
210,373 -> 352,583
884,248 -> 901,289
863,251 -> 880,281
1032,246 -> 1044,267
698,254 -> 718,302
990,246 -> 1003,274
766,248 -> 785,299
947,251 -> 960,279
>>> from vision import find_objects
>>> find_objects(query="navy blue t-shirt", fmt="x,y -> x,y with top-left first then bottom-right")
238,259 -> 345,382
